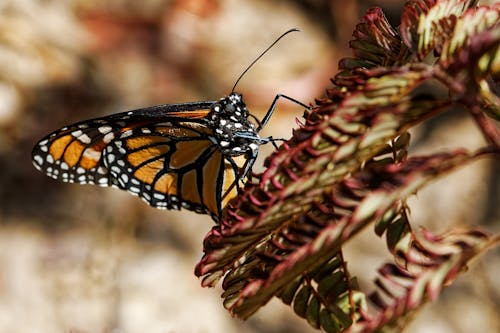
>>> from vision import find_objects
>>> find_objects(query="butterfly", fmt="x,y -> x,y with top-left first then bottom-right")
31,29 -> 308,221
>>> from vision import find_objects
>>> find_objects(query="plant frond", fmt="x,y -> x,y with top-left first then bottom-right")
195,68 -> 447,287
400,0 -> 477,59
439,4 -> 500,120
335,7 -> 406,91
349,226 -> 498,332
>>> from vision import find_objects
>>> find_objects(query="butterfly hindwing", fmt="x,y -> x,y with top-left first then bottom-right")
104,122 -> 243,216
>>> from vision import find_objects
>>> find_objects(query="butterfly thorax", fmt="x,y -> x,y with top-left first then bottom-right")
208,92 -> 260,156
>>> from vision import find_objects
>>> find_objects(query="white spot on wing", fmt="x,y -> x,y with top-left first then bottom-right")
107,154 -> 115,163
111,166 -> 121,175
71,130 -> 83,137
83,148 -> 101,161
103,132 -> 115,143
129,186 -> 140,194
121,130 -> 133,138
120,173 -> 129,184
154,193 -> 165,200
33,155 -> 43,166
78,133 -> 92,144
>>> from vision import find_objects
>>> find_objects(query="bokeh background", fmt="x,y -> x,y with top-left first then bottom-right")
0,0 -> 498,332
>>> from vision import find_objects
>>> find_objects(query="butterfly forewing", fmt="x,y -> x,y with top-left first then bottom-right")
32,102 -> 213,184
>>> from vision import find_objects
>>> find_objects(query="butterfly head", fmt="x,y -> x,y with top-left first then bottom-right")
209,92 -> 260,156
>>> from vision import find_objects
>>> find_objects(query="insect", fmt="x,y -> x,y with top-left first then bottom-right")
31,29 -> 308,221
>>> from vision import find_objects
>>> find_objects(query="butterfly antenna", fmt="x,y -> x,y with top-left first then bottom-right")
231,28 -> 300,93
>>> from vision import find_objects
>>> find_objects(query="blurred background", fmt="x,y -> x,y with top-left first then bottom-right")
0,0 -> 498,332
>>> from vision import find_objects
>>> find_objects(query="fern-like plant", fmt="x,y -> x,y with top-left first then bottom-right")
195,1 -> 500,332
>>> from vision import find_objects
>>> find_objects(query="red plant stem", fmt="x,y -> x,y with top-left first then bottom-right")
430,66 -> 500,148
469,104 -> 500,148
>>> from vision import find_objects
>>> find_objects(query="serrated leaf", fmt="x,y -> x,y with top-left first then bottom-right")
374,210 -> 399,237
334,7 -> 406,92
386,217 -> 411,251
313,256 -> 342,281
293,285 -> 312,318
437,4 -> 500,121
326,301 -> 353,329
440,4 -> 500,67
317,271 -> 344,297
352,192 -> 387,224
394,132 -> 411,150
306,296 -> 321,328
320,308 -> 341,333
401,0 -> 438,49
279,277 -> 302,305
403,0 -> 475,58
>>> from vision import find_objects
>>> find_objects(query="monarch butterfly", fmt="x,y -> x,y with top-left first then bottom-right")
31,29 -> 308,221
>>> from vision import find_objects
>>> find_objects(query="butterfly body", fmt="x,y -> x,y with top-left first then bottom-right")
32,92 -> 265,220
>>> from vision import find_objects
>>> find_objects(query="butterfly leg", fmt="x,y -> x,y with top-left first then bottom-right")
225,154 -> 252,194
241,149 -> 258,183
269,137 -> 285,149
257,94 -> 310,131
